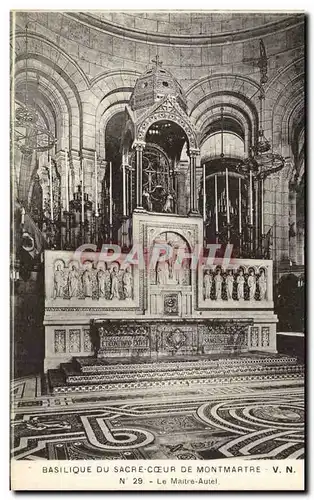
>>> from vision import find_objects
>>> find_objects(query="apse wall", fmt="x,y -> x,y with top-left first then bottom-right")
14,11 -> 304,93
12,11 -> 305,266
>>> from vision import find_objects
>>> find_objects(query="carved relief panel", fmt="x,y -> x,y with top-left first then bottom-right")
199,259 -> 273,310
45,250 -> 138,310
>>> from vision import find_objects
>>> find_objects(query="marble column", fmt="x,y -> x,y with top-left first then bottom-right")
132,141 -> 145,210
188,148 -> 200,216
289,186 -> 297,264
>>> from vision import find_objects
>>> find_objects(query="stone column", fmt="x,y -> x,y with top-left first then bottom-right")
296,223 -> 305,265
176,160 -> 189,215
132,141 -> 145,210
188,148 -> 200,216
289,185 -> 297,264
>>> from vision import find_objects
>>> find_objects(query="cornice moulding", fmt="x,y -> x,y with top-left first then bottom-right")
65,12 -> 304,47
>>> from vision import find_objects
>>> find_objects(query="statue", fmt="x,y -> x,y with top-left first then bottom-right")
104,267 -> 111,298
53,264 -> 64,298
248,269 -> 256,301
258,269 -> 267,300
110,267 -> 120,299
123,267 -> 133,299
68,264 -> 80,298
97,268 -> 106,297
156,261 -> 169,285
163,193 -> 174,213
215,268 -> 223,300
82,268 -> 93,297
203,270 -> 212,300
226,270 -> 234,300
237,269 -> 245,300
142,190 -> 152,211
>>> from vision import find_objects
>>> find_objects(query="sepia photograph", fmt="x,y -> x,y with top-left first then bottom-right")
10,9 -> 305,490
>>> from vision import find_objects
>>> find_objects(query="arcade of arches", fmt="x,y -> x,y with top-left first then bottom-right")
10,11 -> 305,463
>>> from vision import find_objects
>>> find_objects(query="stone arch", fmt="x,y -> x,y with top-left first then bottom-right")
264,56 -> 304,141
271,74 -> 304,150
93,70 -> 141,157
186,74 -> 260,111
14,54 -> 82,152
14,73 -> 68,148
12,30 -> 90,91
137,112 -> 198,150
189,92 -> 259,152
198,105 -> 253,154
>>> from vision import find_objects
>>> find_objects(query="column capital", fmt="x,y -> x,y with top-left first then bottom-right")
188,148 -> 200,158
132,140 -> 146,152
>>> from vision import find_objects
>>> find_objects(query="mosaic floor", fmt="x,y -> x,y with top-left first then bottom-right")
11,375 -> 304,460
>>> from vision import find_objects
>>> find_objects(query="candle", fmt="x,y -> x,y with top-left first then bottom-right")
21,207 -> 25,225
109,161 -> 113,226
226,168 -> 230,224
203,164 -> 206,222
239,177 -> 242,234
261,177 -> 264,235
49,155 -> 54,221
250,170 -> 253,225
81,159 -> 85,225
94,151 -> 99,216
215,174 -> 219,233
65,149 -> 69,212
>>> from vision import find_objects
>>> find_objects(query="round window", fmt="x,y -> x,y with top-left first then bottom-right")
162,81 -> 169,87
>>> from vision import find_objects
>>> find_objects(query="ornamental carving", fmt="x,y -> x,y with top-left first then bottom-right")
136,97 -> 198,149
51,260 -> 134,302
202,265 -> 268,302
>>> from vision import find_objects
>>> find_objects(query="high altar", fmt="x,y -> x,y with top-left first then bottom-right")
43,57 -> 279,376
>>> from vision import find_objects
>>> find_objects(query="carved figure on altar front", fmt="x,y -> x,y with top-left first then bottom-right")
123,267 -> 133,299
203,270 -> 212,300
110,268 -> 120,299
68,264 -> 80,298
215,268 -> 223,300
226,270 -> 234,300
258,269 -> 267,300
97,268 -> 106,297
104,268 -> 111,298
248,269 -> 256,301
156,261 -> 169,285
53,264 -> 64,298
237,269 -> 245,300
82,268 -> 93,297
167,241 -> 175,280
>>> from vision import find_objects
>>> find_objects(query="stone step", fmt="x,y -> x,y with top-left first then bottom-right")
74,353 -> 299,374
48,352 -> 304,395
48,369 -> 304,395
61,357 -> 304,386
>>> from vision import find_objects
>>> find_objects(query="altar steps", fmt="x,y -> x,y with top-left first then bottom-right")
47,352 -> 304,395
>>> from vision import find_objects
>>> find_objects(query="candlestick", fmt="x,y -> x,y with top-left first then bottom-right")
122,161 -> 126,217
94,151 -> 99,216
249,170 -> 253,225
215,174 -> 219,233
239,177 -> 242,234
226,167 -> 230,224
65,149 -> 69,212
49,155 -> 54,221
203,164 -> 206,222
81,159 -> 85,226
109,161 -> 113,226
